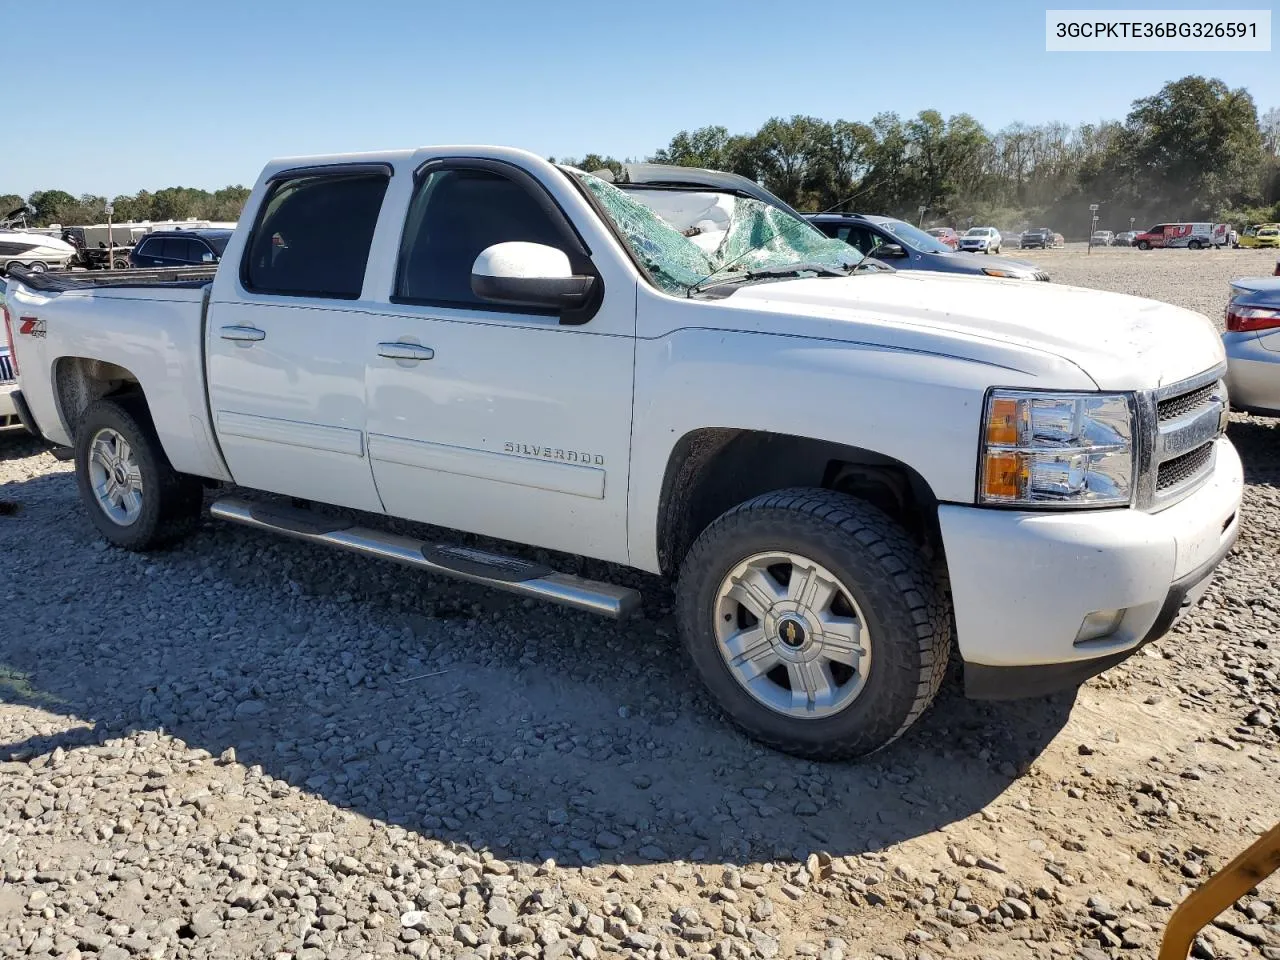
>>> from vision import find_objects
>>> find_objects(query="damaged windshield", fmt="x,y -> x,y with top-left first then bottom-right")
569,171 -> 863,295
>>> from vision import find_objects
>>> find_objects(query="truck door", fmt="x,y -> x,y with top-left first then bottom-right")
363,159 -> 636,564
205,165 -> 391,513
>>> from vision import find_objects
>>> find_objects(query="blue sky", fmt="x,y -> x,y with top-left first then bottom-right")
5,0 -> 1276,198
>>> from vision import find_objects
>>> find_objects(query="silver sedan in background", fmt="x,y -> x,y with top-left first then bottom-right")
1224,274 -> 1280,415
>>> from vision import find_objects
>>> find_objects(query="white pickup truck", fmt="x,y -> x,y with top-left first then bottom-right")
3,148 -> 1242,759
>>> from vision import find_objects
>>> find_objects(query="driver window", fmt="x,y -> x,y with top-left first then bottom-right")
395,167 -> 568,308
836,226 -> 879,256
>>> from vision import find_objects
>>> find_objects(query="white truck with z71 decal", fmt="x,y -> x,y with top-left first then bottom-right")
3,148 -> 1242,758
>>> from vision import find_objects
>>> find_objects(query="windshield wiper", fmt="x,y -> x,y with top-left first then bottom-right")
745,262 -> 851,280
850,257 -> 893,274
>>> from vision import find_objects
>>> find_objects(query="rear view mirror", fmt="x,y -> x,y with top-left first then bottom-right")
472,242 -> 595,310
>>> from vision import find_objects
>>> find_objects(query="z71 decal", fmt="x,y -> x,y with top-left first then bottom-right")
18,317 -> 46,338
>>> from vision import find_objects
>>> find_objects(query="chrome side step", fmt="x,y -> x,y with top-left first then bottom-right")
209,497 -> 641,619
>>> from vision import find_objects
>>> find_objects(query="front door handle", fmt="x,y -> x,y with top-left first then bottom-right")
220,325 -> 266,342
377,342 -> 435,361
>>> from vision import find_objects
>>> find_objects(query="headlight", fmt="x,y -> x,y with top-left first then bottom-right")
981,267 -> 1031,279
979,390 -> 1135,507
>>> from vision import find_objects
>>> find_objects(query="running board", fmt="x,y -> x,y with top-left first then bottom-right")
209,497 -> 641,619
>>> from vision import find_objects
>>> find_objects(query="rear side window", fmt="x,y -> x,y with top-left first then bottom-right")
244,173 -> 389,299
173,238 -> 200,261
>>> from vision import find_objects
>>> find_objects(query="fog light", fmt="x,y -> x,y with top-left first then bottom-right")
1074,608 -> 1125,644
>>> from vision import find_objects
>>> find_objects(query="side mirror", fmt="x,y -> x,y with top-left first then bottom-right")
471,241 -> 595,310
201,252 -> 214,262
874,243 -> 908,259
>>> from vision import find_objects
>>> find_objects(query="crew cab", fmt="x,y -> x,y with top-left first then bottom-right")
3,148 -> 1242,760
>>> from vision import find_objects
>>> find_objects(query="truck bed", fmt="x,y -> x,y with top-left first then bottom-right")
7,264 -> 217,292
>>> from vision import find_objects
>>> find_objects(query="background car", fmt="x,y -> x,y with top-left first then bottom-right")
1238,225 -> 1280,249
1002,229 -> 1022,250
1244,227 -> 1280,249
128,229 -> 232,269
1020,227 -> 1053,249
1111,231 -> 1137,246
809,214 -> 1047,279
1090,230 -> 1115,246
925,226 -> 959,249
958,226 -> 1002,253
1223,275 -> 1280,415
1051,232 -> 1065,247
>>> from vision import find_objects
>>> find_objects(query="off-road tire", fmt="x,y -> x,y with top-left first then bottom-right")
74,398 -> 203,551
676,488 -> 951,760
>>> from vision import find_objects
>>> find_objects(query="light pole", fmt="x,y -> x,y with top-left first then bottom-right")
105,202 -> 114,270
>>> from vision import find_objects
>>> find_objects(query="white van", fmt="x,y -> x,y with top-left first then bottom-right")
1134,222 -> 1229,250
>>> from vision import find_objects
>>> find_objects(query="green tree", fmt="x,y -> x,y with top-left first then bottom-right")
27,189 -> 78,226
650,125 -> 735,169
0,194 -> 26,220
1116,75 -> 1263,217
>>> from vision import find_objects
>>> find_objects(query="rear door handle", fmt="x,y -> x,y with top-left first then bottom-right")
377,342 -> 435,361
220,325 -> 266,342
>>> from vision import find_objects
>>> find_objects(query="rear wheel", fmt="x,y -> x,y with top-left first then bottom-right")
74,399 -> 204,551
676,488 -> 950,760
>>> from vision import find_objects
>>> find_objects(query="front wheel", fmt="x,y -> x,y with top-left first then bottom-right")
74,398 -> 204,550
676,489 -> 951,760
1137,240 -> 1151,250
1188,239 -> 1202,250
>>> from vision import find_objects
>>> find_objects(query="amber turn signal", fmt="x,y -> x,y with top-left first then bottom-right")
985,397 -> 1025,446
982,451 -> 1029,501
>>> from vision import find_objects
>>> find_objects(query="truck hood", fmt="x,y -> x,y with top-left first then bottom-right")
720,271 -> 1223,391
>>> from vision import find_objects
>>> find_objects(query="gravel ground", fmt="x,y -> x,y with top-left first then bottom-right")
1,247 -> 1277,960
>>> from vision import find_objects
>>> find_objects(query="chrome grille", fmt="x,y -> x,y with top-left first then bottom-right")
1158,382 -> 1216,422
1157,442 -> 1214,492
1140,367 -> 1227,510
0,353 -> 14,384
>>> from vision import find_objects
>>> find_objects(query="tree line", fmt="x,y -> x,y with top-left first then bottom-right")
0,186 -> 250,229
5,76 -> 1278,239
567,75 -> 1280,237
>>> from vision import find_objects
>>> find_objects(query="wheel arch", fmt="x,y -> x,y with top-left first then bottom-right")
654,427 -> 944,578
52,355 -> 151,442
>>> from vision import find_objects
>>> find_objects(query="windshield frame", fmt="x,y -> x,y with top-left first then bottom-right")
562,168 -> 864,297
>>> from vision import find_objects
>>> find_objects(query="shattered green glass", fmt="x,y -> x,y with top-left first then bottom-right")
573,172 -> 862,295
576,174 -> 715,293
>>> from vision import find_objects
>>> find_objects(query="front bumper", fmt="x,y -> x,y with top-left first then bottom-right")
1224,332 -> 1280,416
941,437 -> 1242,698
